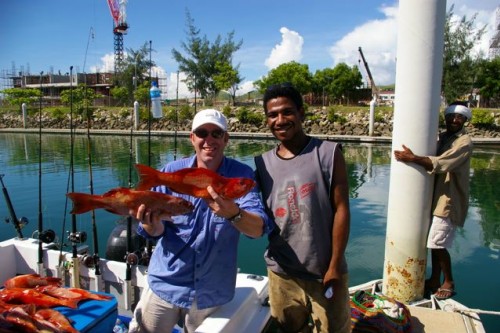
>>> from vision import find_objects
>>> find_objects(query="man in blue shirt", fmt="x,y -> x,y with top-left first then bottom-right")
128,109 -> 272,333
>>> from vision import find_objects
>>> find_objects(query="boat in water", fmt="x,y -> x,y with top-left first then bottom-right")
0,237 -> 272,333
0,235 -> 487,333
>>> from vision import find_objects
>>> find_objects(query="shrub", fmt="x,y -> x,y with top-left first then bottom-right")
222,105 -> 232,118
49,108 -> 66,121
178,105 -> 193,121
327,107 -> 347,124
471,110 -> 495,126
236,107 -> 264,126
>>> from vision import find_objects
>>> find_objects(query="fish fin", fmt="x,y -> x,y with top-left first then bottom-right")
63,298 -> 80,309
66,192 -> 102,214
135,163 -> 162,190
44,276 -> 63,286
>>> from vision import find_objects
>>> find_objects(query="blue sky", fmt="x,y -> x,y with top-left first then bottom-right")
1,0 -> 498,98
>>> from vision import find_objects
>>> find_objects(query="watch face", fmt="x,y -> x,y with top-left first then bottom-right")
230,212 -> 242,223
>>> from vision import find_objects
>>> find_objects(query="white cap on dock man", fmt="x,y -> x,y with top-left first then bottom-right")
444,104 -> 472,121
192,109 -> 228,131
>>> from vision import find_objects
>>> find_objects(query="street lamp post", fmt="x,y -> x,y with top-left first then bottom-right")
106,86 -> 110,106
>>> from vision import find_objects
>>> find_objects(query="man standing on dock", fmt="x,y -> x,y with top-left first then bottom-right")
394,103 -> 473,300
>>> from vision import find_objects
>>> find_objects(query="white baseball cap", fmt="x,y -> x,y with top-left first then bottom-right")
191,109 -> 228,131
445,104 -> 472,121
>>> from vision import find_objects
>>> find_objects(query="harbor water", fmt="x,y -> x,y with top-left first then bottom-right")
0,132 -> 499,331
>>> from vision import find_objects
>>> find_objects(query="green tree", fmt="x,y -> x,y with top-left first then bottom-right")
60,84 -> 100,115
213,60 -> 243,106
134,81 -> 151,106
254,61 -> 313,94
312,64 -> 363,105
118,42 -> 156,104
442,6 -> 486,103
172,10 -> 242,103
111,86 -> 129,106
330,63 -> 363,104
475,57 -> 500,107
1,88 -> 41,110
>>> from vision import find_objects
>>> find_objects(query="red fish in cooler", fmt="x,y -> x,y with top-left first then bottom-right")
35,308 -> 78,333
36,285 -> 112,303
0,288 -> 79,309
135,164 -> 256,199
67,187 -> 194,216
4,274 -> 62,289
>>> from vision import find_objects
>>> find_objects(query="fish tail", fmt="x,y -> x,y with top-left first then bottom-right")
62,298 -> 80,309
135,163 -> 164,190
66,192 -> 104,214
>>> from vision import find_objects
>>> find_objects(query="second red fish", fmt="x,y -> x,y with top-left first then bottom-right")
134,164 -> 256,200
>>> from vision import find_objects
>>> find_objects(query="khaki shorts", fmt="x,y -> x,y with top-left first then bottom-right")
128,284 -> 219,333
267,269 -> 351,333
427,216 -> 456,249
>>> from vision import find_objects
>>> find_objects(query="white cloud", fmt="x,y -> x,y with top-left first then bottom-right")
329,5 -> 398,86
237,80 -> 257,96
265,27 -> 304,70
89,53 -> 115,73
328,2 -> 498,86
163,71 -> 192,100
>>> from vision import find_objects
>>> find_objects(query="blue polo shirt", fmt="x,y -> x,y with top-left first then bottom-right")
137,155 -> 272,309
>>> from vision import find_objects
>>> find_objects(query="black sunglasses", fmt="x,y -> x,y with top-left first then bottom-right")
193,128 -> 226,139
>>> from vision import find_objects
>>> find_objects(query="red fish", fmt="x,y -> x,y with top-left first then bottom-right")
4,274 -> 62,289
35,308 -> 78,333
0,288 -> 79,309
36,285 -> 112,302
2,305 -> 40,333
67,187 -> 194,216
135,164 -> 256,199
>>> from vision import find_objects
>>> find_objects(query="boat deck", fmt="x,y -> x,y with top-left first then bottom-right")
410,306 -> 480,333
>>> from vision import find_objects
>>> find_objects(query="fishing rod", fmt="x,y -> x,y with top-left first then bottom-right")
37,71 -> 45,276
81,27 -> 101,282
174,71 -> 179,161
123,105 -> 138,310
67,66 -> 85,288
83,69 -> 101,290
0,174 -> 26,239
145,40 -> 153,262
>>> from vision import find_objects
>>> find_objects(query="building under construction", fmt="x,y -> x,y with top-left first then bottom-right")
1,68 -> 115,107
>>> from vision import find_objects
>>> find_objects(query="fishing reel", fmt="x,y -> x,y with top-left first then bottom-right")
4,216 -> 29,229
31,228 -> 56,244
125,250 -> 142,266
39,229 -> 56,243
81,253 -> 100,268
68,231 -> 88,244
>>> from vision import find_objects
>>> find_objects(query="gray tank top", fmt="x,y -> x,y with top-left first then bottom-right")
255,137 -> 347,280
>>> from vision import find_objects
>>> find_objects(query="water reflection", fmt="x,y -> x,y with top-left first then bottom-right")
1,133 -> 498,247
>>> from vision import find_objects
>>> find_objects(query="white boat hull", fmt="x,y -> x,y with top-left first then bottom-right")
0,237 -> 271,333
0,237 -> 486,333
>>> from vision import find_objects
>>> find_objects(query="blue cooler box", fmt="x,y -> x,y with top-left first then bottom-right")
57,292 -> 118,333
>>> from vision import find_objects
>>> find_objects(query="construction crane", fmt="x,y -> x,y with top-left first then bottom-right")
107,0 -> 129,74
358,47 -> 379,102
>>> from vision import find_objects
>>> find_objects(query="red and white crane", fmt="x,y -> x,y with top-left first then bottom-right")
107,0 -> 129,74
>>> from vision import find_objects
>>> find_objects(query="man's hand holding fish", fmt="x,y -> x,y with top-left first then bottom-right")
130,204 -> 171,237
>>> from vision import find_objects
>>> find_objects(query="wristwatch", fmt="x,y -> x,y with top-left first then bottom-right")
228,208 -> 243,224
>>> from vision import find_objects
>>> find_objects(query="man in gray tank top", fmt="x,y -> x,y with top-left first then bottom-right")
255,83 -> 351,333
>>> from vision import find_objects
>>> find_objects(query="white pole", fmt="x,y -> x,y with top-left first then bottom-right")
134,101 -> 140,130
369,97 -> 376,136
22,103 -> 27,128
382,0 -> 447,302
